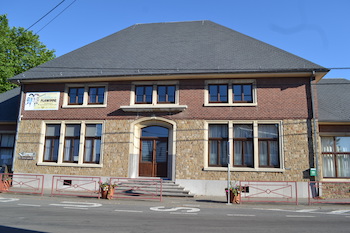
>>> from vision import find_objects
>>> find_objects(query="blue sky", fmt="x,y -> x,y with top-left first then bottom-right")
2,0 -> 350,79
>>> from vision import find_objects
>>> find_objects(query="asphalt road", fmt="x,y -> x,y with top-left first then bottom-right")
0,194 -> 349,233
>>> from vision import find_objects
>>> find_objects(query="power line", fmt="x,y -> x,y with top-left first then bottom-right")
25,0 -> 66,32
36,0 -> 77,34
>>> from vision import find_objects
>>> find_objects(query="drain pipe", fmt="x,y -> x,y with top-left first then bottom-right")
12,81 -> 24,172
310,71 -> 319,184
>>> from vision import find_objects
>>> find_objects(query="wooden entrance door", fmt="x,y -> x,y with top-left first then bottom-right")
139,126 -> 168,178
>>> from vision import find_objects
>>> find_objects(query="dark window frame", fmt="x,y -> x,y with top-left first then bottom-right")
88,87 -> 105,105
233,125 -> 254,168
233,84 -> 253,103
208,124 -> 228,167
135,85 -> 153,104
208,84 -> 228,103
157,85 -> 176,104
68,87 -> 84,105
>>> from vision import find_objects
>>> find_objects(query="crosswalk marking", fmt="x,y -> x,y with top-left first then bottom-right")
327,210 -> 350,214
295,209 -> 318,213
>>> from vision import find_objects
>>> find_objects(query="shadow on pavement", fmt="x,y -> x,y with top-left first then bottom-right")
0,226 -> 46,233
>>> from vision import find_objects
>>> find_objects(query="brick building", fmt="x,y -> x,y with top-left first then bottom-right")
3,21 -> 339,196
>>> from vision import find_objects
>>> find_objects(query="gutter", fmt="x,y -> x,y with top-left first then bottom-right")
309,71 -> 319,183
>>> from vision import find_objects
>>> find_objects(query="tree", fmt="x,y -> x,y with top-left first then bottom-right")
0,14 -> 55,93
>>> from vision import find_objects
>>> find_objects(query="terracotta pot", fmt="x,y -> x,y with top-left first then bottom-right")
100,189 -> 108,199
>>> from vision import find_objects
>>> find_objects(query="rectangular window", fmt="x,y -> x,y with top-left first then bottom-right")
157,85 -> 175,103
135,86 -> 153,104
322,137 -> 350,178
42,122 -> 103,165
63,124 -> 81,163
88,87 -> 105,104
44,124 -> 60,162
84,124 -> 102,163
233,84 -> 253,103
233,124 -> 253,167
258,124 -> 279,168
0,134 -> 15,170
68,87 -> 84,105
208,124 -> 228,166
209,84 -> 228,103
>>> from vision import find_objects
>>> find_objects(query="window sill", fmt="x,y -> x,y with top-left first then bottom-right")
204,103 -> 257,107
37,162 -> 103,168
203,167 -> 285,172
321,178 -> 350,181
121,104 -> 188,112
62,104 -> 107,108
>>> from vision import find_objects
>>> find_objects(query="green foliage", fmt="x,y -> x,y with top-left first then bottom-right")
0,14 -> 55,93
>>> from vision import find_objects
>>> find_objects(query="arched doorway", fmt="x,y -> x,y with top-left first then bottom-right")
139,126 -> 168,177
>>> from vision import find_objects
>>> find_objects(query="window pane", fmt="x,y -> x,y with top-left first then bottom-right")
234,141 -> 242,165
145,86 -> 153,103
220,140 -> 228,165
270,141 -> 279,166
46,125 -> 60,136
219,85 -> 228,102
335,137 -> 350,152
337,154 -> 350,177
258,125 -> 278,138
323,154 -> 336,177
168,86 -> 175,103
97,87 -> 105,103
93,139 -> 101,163
259,141 -> 268,166
142,126 -> 168,137
141,140 -> 153,162
243,84 -> 252,102
0,134 -> 15,147
321,137 -> 334,152
244,141 -> 254,166
209,141 -> 218,165
65,124 -> 80,136
156,141 -> 167,162
86,124 -> 102,137
77,88 -> 84,104
158,86 -> 166,102
209,125 -> 228,138
233,85 -> 242,101
234,125 -> 253,138
209,85 -> 218,102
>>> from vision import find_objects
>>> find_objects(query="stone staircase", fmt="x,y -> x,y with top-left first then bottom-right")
114,179 -> 194,198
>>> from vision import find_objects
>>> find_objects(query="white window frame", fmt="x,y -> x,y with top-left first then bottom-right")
121,81 -> 187,112
62,83 -> 108,108
204,120 -> 284,172
37,121 -> 104,167
204,79 -> 257,106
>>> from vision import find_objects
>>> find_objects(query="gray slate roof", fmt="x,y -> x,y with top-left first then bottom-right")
10,20 -> 327,81
0,87 -> 20,122
317,78 -> 350,122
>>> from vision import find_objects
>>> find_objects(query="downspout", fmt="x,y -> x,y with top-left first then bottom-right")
309,71 -> 319,183
12,81 -> 24,172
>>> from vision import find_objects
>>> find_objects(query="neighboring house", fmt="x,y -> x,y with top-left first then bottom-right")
0,87 -> 20,172
5,20 -> 331,196
317,78 -> 350,179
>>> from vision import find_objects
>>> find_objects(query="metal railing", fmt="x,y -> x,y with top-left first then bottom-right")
51,175 -> 100,198
0,173 -> 44,195
239,181 -> 298,205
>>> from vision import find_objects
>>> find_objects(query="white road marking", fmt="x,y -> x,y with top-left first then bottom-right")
50,201 -> 102,208
114,209 -> 143,213
295,209 -> 318,212
286,215 -> 315,218
0,197 -> 19,202
227,214 -> 255,217
150,206 -> 200,213
64,207 -> 89,210
169,212 -> 198,215
328,210 -> 350,214
17,204 -> 41,207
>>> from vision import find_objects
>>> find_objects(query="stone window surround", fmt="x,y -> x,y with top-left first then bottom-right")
204,79 -> 257,107
121,80 -> 187,112
203,120 -> 285,172
62,83 -> 108,108
37,120 -> 104,168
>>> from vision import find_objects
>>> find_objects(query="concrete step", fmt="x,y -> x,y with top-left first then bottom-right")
114,180 -> 194,198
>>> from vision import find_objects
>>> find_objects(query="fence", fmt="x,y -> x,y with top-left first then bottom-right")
110,178 -> 162,201
308,181 -> 350,205
0,173 -> 44,195
239,181 -> 298,205
51,175 -> 100,198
